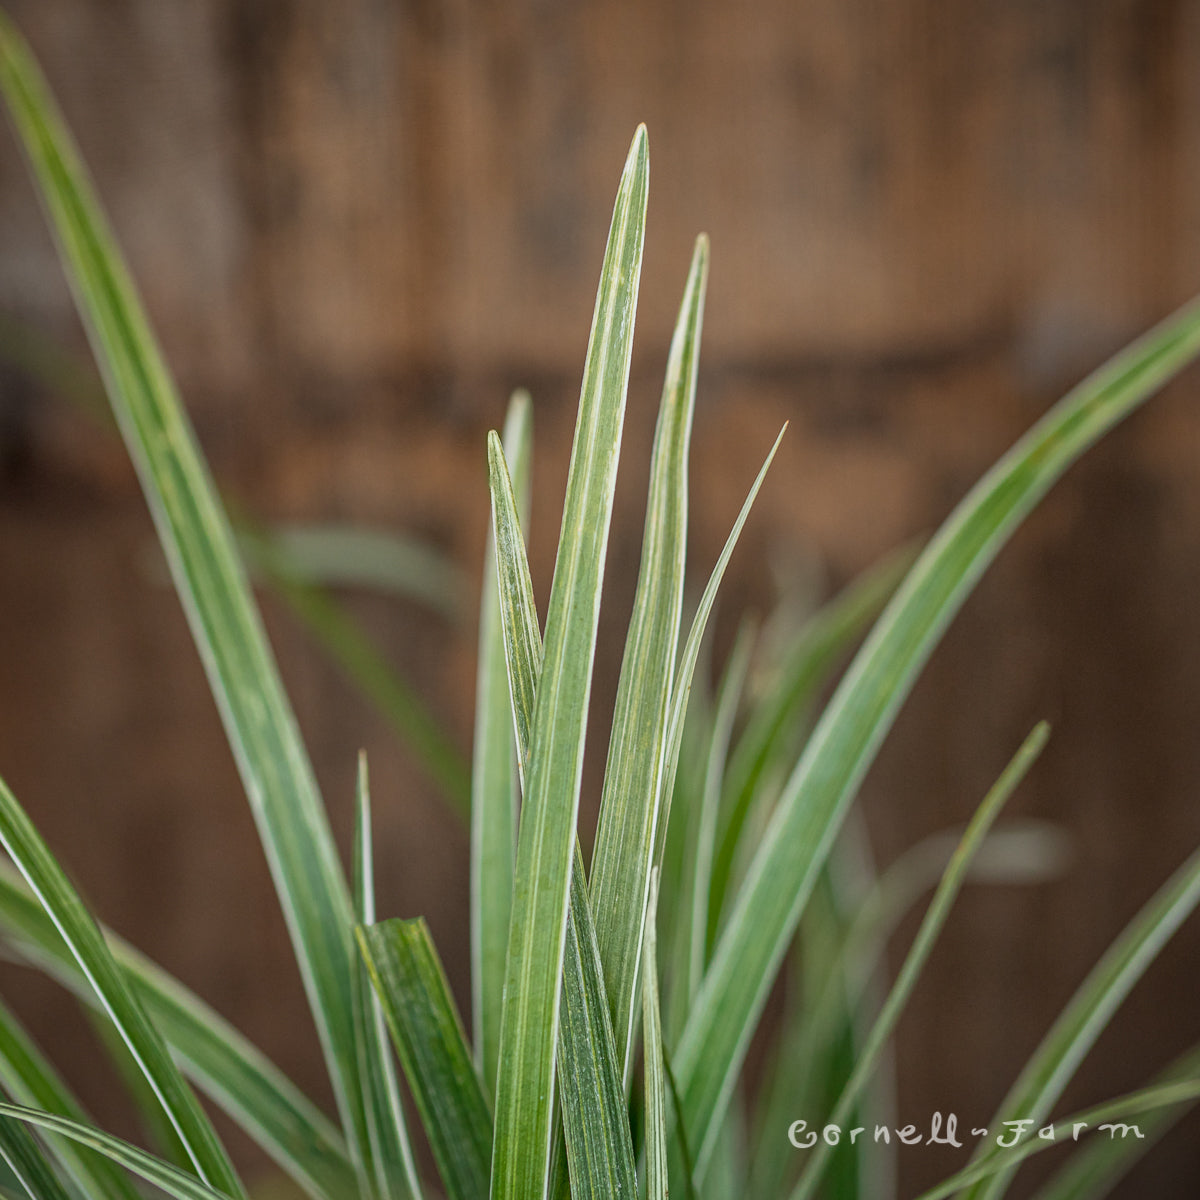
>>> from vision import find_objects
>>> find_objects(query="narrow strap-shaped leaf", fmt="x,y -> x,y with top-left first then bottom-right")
961,840 -> 1200,1200
358,919 -> 492,1200
245,533 -> 471,819
707,548 -> 911,951
788,723 -> 1049,1200
653,426 -> 787,876
590,235 -> 707,1078
673,292 -> 1200,1177
488,432 -> 543,775
490,125 -> 648,1200
256,524 -> 467,621
558,848 -> 639,1200
0,1112 -> 74,1200
0,1104 -> 239,1200
789,847 -> 887,1200
644,422 -> 788,1067
753,818 -> 1068,1194
643,870 -> 668,1200
0,860 -> 354,1200
487,438 -> 637,1200
660,1045 -> 699,1200
352,759 -> 422,1200
748,938 -> 843,1198
0,997 -> 143,1200
688,621 -> 756,999
86,1007 -> 193,1171
911,1080 -> 1200,1200
472,393 -> 532,1098
0,775 -> 244,1197
1029,1041 -> 1200,1200
0,13 -> 370,1165
660,672 -> 714,1046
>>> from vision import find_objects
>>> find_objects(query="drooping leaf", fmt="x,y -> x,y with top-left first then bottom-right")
912,1081 -> 1200,1200
253,523 -> 467,621
961,840 -> 1200,1200
0,776 -> 243,1198
1029,1041 -> 1200,1200
672,292 -> 1200,1177
0,1104 -> 240,1200
0,861 -> 354,1200
0,995 -> 143,1200
84,1007 -> 193,1172
788,722 -> 1050,1200
0,1111 -> 74,1200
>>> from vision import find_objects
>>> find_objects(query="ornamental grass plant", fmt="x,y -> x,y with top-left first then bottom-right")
1,12 -> 1199,1199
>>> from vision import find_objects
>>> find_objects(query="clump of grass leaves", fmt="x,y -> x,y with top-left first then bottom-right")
2,14 -> 1200,1200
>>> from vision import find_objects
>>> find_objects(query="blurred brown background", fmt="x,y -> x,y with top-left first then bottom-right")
2,1 -> 1200,1196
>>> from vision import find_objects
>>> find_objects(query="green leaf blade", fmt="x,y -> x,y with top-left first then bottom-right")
687,620 -> 756,1000
0,997 -> 141,1200
589,234 -> 706,1078
472,394 -> 532,1101
352,760 -> 422,1200
0,13 -> 371,1168
673,294 -> 1200,1177
788,722 -> 1050,1200
258,523 -> 467,621
655,424 -> 787,879
643,870 -> 668,1200
358,920 -> 492,1200
490,125 -> 648,1200
707,547 -> 912,950
487,434 -> 637,1200
244,536 -> 472,819
962,841 -> 1200,1200
557,851 -> 638,1200
1029,1042 -> 1200,1200
913,1081 -> 1200,1200
0,860 -> 355,1200
0,1104 -> 239,1200
0,1112 -> 75,1200
0,777 -> 243,1197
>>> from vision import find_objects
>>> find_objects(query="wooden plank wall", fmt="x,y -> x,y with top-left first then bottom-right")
1,1 -> 1199,1194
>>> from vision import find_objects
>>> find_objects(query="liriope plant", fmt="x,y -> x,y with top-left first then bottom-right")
1,13 -> 1199,1200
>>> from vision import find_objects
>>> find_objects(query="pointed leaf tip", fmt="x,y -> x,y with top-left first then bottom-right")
626,125 -> 649,175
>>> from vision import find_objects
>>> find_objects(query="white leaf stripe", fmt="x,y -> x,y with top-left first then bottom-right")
472,393 -> 532,1100
489,126 -> 648,1200
589,235 -> 706,1080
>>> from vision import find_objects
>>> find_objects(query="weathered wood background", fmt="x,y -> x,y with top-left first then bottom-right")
2,2 -> 1199,1195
